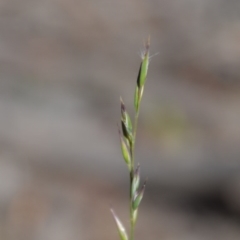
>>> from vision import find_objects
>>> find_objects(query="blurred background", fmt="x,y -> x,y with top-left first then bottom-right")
1,0 -> 240,239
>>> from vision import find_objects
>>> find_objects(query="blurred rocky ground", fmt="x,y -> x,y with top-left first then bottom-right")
1,0 -> 240,239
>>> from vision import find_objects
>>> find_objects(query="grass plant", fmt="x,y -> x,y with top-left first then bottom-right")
111,38 -> 151,240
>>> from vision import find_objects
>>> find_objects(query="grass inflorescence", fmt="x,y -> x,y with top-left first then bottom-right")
111,38 -> 151,240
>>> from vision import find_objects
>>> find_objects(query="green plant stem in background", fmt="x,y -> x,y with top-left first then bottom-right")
111,38 -> 150,240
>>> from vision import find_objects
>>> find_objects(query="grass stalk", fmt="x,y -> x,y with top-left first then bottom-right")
111,38 -> 150,240
130,108 -> 140,240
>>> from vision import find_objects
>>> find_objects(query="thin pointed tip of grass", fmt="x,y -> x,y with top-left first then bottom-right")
139,37 -> 150,60
120,97 -> 126,112
140,178 -> 148,193
110,208 -> 119,223
110,208 -> 118,220
135,163 -> 140,173
120,96 -> 123,103
110,208 -> 126,233
145,36 -> 150,50
110,208 -> 115,215
143,178 -> 148,187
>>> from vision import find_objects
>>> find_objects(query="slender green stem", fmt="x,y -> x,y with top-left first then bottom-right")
129,104 -> 141,240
